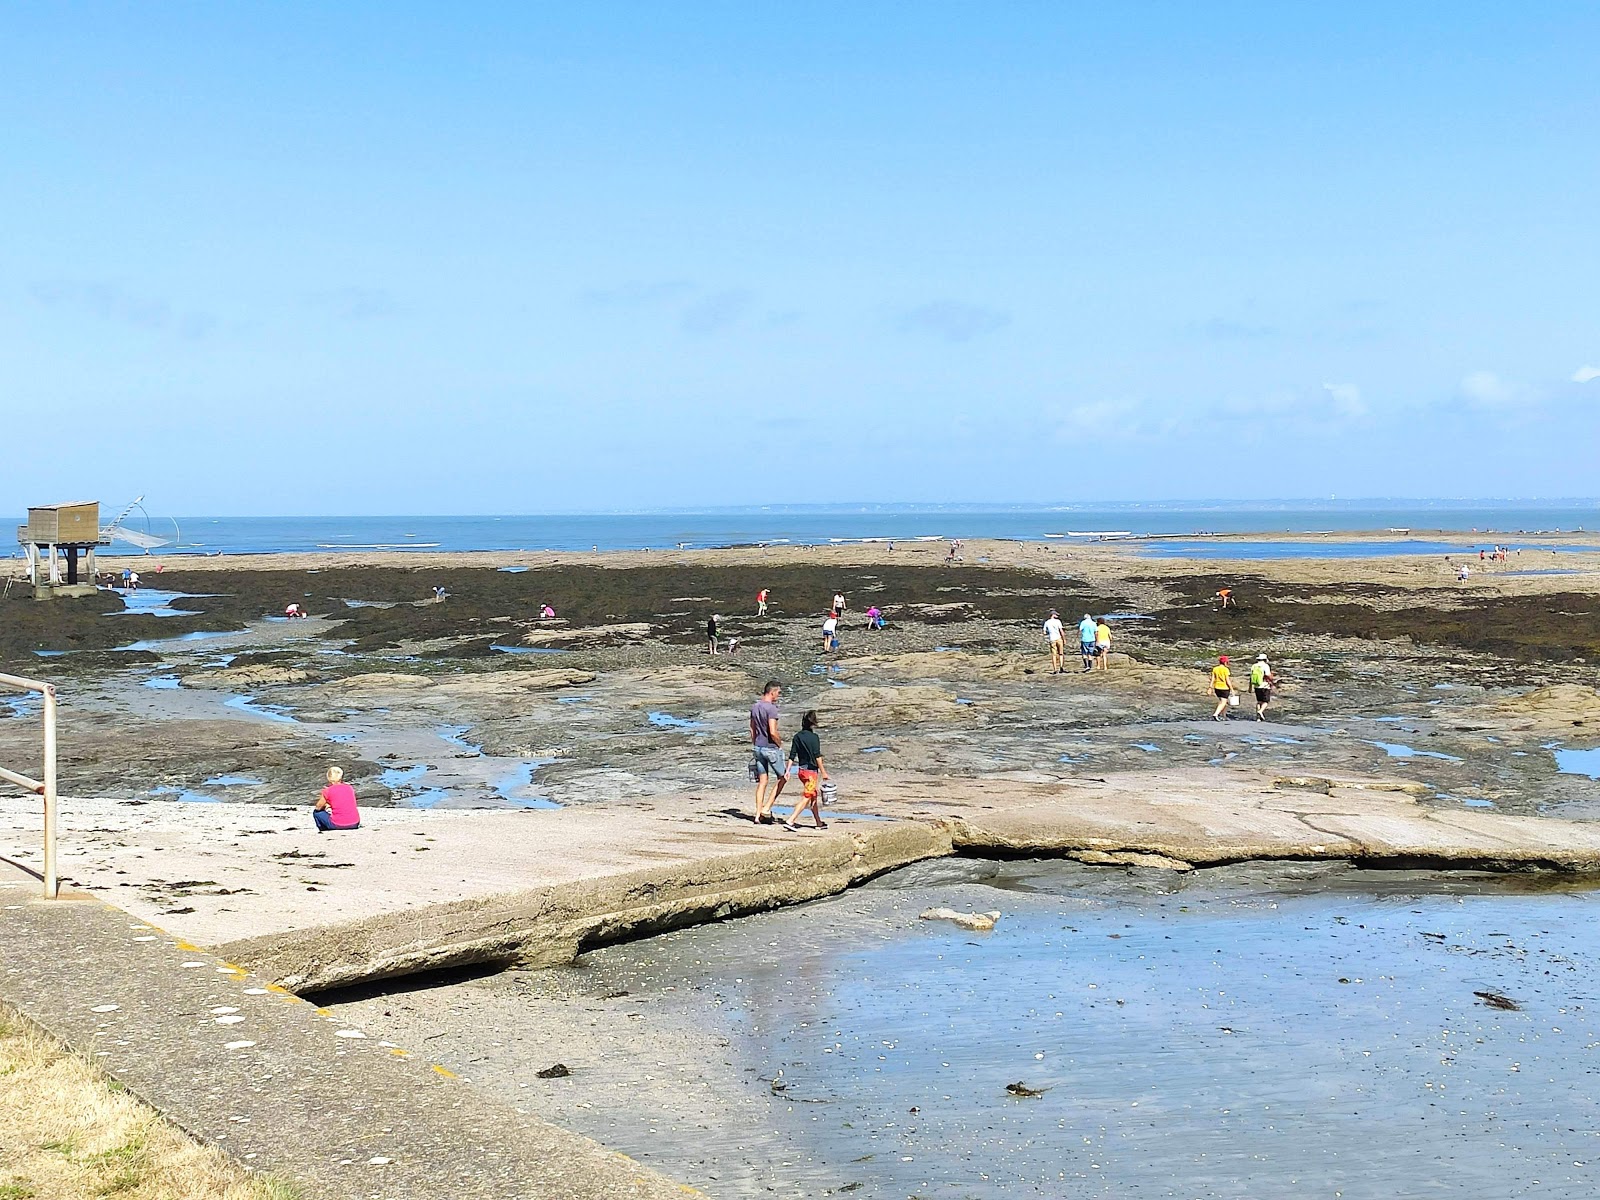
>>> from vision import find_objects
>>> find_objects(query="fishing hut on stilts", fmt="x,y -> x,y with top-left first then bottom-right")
16,501 -> 105,599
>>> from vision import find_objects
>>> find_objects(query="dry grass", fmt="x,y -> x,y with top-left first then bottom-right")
0,1004 -> 297,1200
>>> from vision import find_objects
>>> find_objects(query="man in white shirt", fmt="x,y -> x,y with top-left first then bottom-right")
1043,610 -> 1066,673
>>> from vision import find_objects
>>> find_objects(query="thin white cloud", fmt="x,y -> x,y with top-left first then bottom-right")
1321,382 -> 1365,418
1574,365 -> 1600,384
1459,370 -> 1536,409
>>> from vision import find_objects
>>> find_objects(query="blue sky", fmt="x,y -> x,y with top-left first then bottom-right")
3,3 -> 1597,516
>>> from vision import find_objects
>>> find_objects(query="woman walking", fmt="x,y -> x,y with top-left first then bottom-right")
1210,655 -> 1235,721
784,710 -> 830,831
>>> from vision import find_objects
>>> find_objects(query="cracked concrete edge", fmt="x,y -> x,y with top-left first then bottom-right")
218,801 -> 1600,992
939,810 -> 1600,872
218,822 -> 955,993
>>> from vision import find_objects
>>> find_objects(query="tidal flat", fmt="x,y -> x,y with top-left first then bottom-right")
6,537 -> 1600,1196
325,858 -> 1600,1198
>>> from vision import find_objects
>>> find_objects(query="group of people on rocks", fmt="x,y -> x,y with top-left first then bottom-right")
708,586 -> 886,658
312,570 -> 1285,834
1042,610 -> 1113,673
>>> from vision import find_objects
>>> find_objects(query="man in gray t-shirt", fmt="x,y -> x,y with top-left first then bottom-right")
749,679 -> 787,823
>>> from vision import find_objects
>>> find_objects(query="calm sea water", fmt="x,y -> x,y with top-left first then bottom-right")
51,502 -> 1600,557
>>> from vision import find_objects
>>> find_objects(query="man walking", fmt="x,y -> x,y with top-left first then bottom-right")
1077,613 -> 1098,672
749,680 -> 787,823
1250,653 -> 1276,721
1043,609 -> 1066,673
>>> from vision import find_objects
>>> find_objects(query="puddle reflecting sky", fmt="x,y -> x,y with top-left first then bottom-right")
504,860 -> 1600,1198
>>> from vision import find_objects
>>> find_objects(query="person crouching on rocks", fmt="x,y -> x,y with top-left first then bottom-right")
784,710 -> 829,831
313,766 -> 362,832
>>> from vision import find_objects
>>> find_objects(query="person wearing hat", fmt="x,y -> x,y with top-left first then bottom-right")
1043,609 -> 1066,673
1210,655 -> 1235,721
1249,653 -> 1276,721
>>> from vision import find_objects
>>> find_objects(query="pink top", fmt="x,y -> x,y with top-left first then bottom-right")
321,782 -> 360,828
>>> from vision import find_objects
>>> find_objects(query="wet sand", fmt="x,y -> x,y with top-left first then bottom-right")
323,859 -> 1600,1199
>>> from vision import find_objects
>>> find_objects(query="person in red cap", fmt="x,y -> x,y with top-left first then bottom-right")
1210,655 -> 1235,721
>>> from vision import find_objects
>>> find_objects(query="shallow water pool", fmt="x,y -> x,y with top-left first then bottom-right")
1553,746 -> 1600,780
495,860 -> 1600,1199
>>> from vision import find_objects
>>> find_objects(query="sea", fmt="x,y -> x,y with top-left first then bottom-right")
48,500 -> 1600,558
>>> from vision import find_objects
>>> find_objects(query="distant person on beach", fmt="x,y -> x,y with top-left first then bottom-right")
1458,565 -> 1471,581
540,603 -> 556,619
1250,654 -> 1276,721
865,605 -> 884,630
1211,656 -> 1235,721
1095,618 -> 1113,670
756,588 -> 769,616
433,586 -> 447,602
749,681 -> 787,823
832,591 -> 846,615
1077,614 -> 1097,672
284,603 -> 307,619
822,612 -> 838,651
784,710 -> 830,831
707,614 -> 720,655
1216,587 -> 1235,610
313,767 -> 361,832
1043,610 -> 1066,673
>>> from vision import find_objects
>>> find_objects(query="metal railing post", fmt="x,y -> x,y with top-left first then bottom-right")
0,671 -> 61,899
42,684 -> 58,899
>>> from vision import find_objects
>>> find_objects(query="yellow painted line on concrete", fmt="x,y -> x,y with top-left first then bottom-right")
430,1064 -> 456,1078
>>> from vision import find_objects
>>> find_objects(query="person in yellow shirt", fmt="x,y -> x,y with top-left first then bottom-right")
1094,619 -> 1113,671
1210,655 -> 1234,721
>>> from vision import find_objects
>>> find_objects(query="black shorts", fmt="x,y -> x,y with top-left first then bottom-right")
1255,687 -> 1271,703
1214,688 -> 1231,699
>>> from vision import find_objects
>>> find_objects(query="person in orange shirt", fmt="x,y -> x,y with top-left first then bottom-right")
1216,587 -> 1236,610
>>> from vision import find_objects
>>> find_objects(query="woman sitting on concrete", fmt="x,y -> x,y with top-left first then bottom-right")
313,766 -> 362,832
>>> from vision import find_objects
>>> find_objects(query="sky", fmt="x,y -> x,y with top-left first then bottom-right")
2,3 -> 1598,516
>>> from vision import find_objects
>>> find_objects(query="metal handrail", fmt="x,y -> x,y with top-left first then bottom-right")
0,672 -> 58,898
